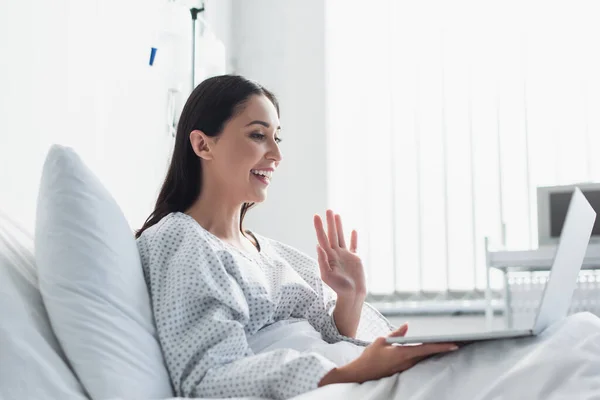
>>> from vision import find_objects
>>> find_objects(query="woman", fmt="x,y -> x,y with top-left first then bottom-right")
136,75 -> 457,399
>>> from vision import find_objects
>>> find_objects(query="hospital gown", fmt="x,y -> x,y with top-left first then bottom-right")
137,212 -> 394,399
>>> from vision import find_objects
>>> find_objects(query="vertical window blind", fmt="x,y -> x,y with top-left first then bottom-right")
325,0 -> 600,295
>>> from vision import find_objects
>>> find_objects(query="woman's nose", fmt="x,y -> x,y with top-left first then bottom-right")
267,141 -> 283,163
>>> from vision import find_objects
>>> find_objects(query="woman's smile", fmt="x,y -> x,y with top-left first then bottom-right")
250,168 -> 274,185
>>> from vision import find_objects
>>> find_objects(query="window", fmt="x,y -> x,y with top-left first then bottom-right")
325,0 -> 600,297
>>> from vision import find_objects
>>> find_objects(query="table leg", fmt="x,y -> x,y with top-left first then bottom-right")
503,270 -> 512,329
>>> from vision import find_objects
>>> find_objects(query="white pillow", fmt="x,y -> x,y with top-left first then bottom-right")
34,145 -> 173,399
0,212 -> 87,399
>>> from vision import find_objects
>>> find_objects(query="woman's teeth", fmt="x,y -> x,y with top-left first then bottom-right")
251,169 -> 272,181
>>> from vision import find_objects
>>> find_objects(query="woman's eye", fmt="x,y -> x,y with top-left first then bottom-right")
250,132 -> 281,144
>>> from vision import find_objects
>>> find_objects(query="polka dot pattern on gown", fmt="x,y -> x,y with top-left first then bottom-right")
137,212 -> 394,399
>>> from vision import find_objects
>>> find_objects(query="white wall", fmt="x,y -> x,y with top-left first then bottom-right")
0,0 -> 326,255
0,0 -> 163,231
0,0 -> 70,232
231,0 -> 328,256
0,0 -> 225,233
204,0 -> 234,72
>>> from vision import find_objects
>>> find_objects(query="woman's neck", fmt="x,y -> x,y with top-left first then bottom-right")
185,191 -> 259,253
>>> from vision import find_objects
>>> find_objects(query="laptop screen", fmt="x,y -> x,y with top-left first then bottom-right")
550,190 -> 600,237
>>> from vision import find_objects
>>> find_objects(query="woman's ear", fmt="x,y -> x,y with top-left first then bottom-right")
189,130 -> 213,160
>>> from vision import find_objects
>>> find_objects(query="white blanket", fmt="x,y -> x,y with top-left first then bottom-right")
293,312 -> 600,400
160,312 -> 600,400
247,319 -> 365,368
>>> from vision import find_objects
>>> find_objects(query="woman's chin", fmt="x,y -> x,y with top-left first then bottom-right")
247,190 -> 267,203
252,195 -> 267,203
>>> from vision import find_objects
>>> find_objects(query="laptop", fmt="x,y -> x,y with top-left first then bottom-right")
386,187 -> 597,345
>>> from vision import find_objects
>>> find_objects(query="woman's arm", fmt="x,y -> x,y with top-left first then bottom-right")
332,293 -> 366,338
141,228 -> 338,400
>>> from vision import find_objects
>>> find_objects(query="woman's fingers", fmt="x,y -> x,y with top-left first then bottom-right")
316,245 -> 332,272
387,323 -> 409,338
314,215 -> 339,264
315,210 -> 357,255
334,213 -> 347,248
350,230 -> 358,253
401,343 -> 458,359
326,210 -> 339,249
313,215 -> 331,250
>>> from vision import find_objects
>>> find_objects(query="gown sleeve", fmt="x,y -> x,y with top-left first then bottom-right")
270,240 -> 396,346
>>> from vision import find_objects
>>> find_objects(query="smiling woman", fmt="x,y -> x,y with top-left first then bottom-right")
184,92 -> 283,252
134,75 -> 461,400
136,75 -> 281,247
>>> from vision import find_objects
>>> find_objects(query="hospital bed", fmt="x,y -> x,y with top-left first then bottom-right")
2,145 -> 600,400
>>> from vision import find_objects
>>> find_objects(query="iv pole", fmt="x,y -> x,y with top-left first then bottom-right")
189,3 -> 205,90
165,1 -> 205,137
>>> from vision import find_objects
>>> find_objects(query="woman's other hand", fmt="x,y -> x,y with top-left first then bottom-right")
313,210 -> 366,298
319,324 -> 458,386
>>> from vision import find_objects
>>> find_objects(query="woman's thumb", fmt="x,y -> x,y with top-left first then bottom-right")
388,323 -> 408,338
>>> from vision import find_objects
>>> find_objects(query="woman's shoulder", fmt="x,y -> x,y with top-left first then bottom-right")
257,234 -> 316,265
137,212 -> 230,271
137,212 -> 212,248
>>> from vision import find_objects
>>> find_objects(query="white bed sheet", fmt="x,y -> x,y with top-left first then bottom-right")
153,312 -> 600,400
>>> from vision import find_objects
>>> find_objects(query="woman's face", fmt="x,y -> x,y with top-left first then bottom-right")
200,94 -> 282,204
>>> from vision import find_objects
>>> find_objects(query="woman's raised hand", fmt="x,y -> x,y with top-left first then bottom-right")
313,210 -> 366,298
